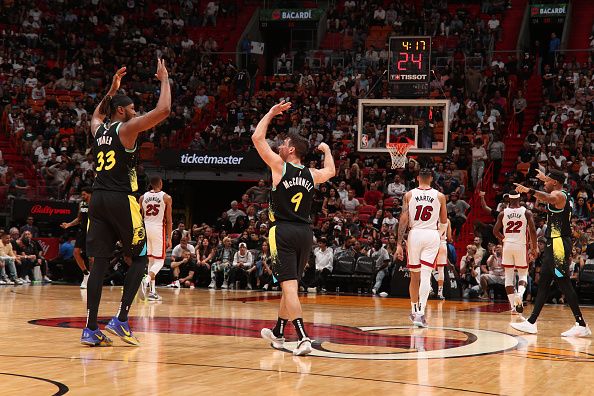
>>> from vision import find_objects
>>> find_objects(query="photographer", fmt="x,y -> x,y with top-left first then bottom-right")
459,244 -> 481,298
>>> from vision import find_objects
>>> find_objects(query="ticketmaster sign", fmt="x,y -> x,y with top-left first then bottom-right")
159,149 -> 266,170
260,8 -> 324,21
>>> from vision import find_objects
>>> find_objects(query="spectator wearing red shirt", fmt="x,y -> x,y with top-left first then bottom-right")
364,182 -> 383,206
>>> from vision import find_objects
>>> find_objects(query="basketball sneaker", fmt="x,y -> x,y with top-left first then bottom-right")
261,328 -> 285,349
208,280 -> 216,289
80,328 -> 113,347
80,274 -> 89,289
561,323 -> 592,338
139,275 -> 150,300
221,281 -> 229,289
105,317 -> 140,346
514,293 -> 524,314
413,314 -> 428,328
510,319 -> 537,334
293,337 -> 312,356
147,292 -> 162,301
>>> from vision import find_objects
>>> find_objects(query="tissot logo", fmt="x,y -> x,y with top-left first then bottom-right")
391,74 -> 427,81
180,154 -> 245,165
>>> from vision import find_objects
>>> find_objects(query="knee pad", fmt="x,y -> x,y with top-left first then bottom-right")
504,267 -> 515,287
437,266 -> 445,281
149,259 -> 165,276
517,268 -> 528,284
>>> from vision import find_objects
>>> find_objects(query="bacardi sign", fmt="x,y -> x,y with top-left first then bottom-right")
530,4 -> 567,17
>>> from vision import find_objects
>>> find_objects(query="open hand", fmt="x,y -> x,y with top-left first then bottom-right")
268,100 -> 292,117
395,245 -> 404,261
109,67 -> 127,94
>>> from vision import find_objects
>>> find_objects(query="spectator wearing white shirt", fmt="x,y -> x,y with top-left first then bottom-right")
194,88 -> 209,109
227,201 -> 246,226
370,240 -> 391,295
342,190 -> 360,212
488,15 -> 501,41
386,174 -> 406,198
373,6 -> 386,25
228,242 -> 255,289
471,138 -> 488,187
31,82 -> 45,100
311,238 -> 333,291
549,148 -> 567,170
382,210 -> 397,231
337,181 -> 348,201
172,237 -> 196,260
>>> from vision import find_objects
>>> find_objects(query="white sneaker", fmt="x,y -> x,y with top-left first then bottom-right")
80,274 -> 89,289
510,319 -> 538,334
561,323 -> 592,337
24,276 -> 31,284
261,328 -> 285,349
148,292 -> 162,301
221,281 -> 229,289
514,293 -> 524,313
43,275 -> 52,283
14,278 -> 24,285
0,279 -> 6,285
168,280 -> 180,288
293,337 -> 312,356
371,288 -> 377,295
208,280 -> 216,289
379,292 -> 388,298
247,282 -> 253,290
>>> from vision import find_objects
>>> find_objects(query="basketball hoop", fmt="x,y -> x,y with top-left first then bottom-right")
386,142 -> 411,169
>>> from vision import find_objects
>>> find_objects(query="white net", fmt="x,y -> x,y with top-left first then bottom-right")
387,143 -> 410,169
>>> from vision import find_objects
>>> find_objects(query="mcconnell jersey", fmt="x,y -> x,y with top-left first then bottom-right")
92,121 -> 139,193
502,206 -> 527,245
545,190 -> 573,239
142,190 -> 166,227
269,162 -> 314,224
408,187 -> 440,230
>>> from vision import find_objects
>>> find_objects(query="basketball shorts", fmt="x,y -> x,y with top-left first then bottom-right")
86,190 -> 147,258
544,236 -> 571,278
502,243 -> 528,269
74,229 -> 87,250
436,240 -> 447,267
407,228 -> 440,273
269,221 -> 313,283
146,224 -> 166,259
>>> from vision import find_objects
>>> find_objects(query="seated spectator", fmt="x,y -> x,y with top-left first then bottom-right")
386,175 -> 406,198
447,192 -> 470,236
196,238 -> 215,287
172,236 -> 196,260
479,244 -> 505,299
8,172 -> 29,199
0,232 -> 22,285
227,200 -> 246,227
19,216 -> 40,238
210,237 -> 236,289
370,240 -> 391,295
169,250 -> 197,288
310,238 -> 333,292
254,241 -> 275,290
227,242 -> 255,289
245,179 -> 270,204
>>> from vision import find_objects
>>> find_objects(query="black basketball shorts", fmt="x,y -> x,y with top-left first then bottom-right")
74,229 -> 86,250
86,190 -> 147,258
269,221 -> 313,283
543,236 -> 571,278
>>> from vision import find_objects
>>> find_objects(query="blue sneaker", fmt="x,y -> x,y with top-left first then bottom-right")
105,317 -> 140,346
81,328 -> 113,347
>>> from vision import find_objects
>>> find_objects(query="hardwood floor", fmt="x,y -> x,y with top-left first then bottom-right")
0,285 -> 592,395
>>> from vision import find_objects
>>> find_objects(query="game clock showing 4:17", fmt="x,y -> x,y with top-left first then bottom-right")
388,36 -> 431,83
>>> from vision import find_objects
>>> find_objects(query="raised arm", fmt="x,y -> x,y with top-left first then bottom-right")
164,194 -> 173,250
310,142 -> 336,185
493,211 -> 505,241
514,182 -> 566,209
91,67 -> 127,137
119,59 -> 171,149
251,101 -> 289,178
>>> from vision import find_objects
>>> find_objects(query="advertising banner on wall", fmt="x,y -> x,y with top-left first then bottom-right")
158,150 -> 267,170
13,199 -> 79,223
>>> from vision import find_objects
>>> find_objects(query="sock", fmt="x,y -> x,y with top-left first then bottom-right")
83,269 -> 89,275
292,318 -> 308,340
438,286 -> 443,296
117,255 -> 148,322
272,317 -> 288,338
517,284 -> 526,298
150,279 -> 156,294
85,257 -> 110,330
575,314 -> 587,327
507,293 -> 515,309
411,302 -> 418,314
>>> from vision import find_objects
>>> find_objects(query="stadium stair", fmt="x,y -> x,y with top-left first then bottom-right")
566,0 -> 594,63
495,0 -> 527,52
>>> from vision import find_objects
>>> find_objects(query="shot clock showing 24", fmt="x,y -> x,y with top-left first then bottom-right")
388,36 -> 431,83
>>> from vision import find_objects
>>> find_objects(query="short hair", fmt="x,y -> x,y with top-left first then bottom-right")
150,176 -> 162,188
286,132 -> 310,160
108,94 -> 134,116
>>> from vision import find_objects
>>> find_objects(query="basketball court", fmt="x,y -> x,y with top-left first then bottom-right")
1,285 -> 593,395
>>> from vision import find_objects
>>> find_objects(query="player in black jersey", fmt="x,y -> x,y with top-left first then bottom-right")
512,169 -> 591,337
81,60 -> 171,347
60,186 -> 93,289
253,101 -> 336,356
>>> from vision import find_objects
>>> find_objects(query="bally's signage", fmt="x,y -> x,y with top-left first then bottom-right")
260,8 -> 324,22
530,4 -> 567,17
13,199 -> 78,223
158,150 -> 266,170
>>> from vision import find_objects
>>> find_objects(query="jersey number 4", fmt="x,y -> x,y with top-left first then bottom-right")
96,150 -> 116,172
413,205 -> 433,221
145,204 -> 160,217
505,221 -> 523,233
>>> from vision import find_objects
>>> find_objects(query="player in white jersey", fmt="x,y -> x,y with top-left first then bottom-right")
493,191 -> 537,313
139,176 -> 172,301
435,219 -> 452,300
396,168 -> 448,327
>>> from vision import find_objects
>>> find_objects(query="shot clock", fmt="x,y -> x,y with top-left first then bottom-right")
388,36 -> 431,83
